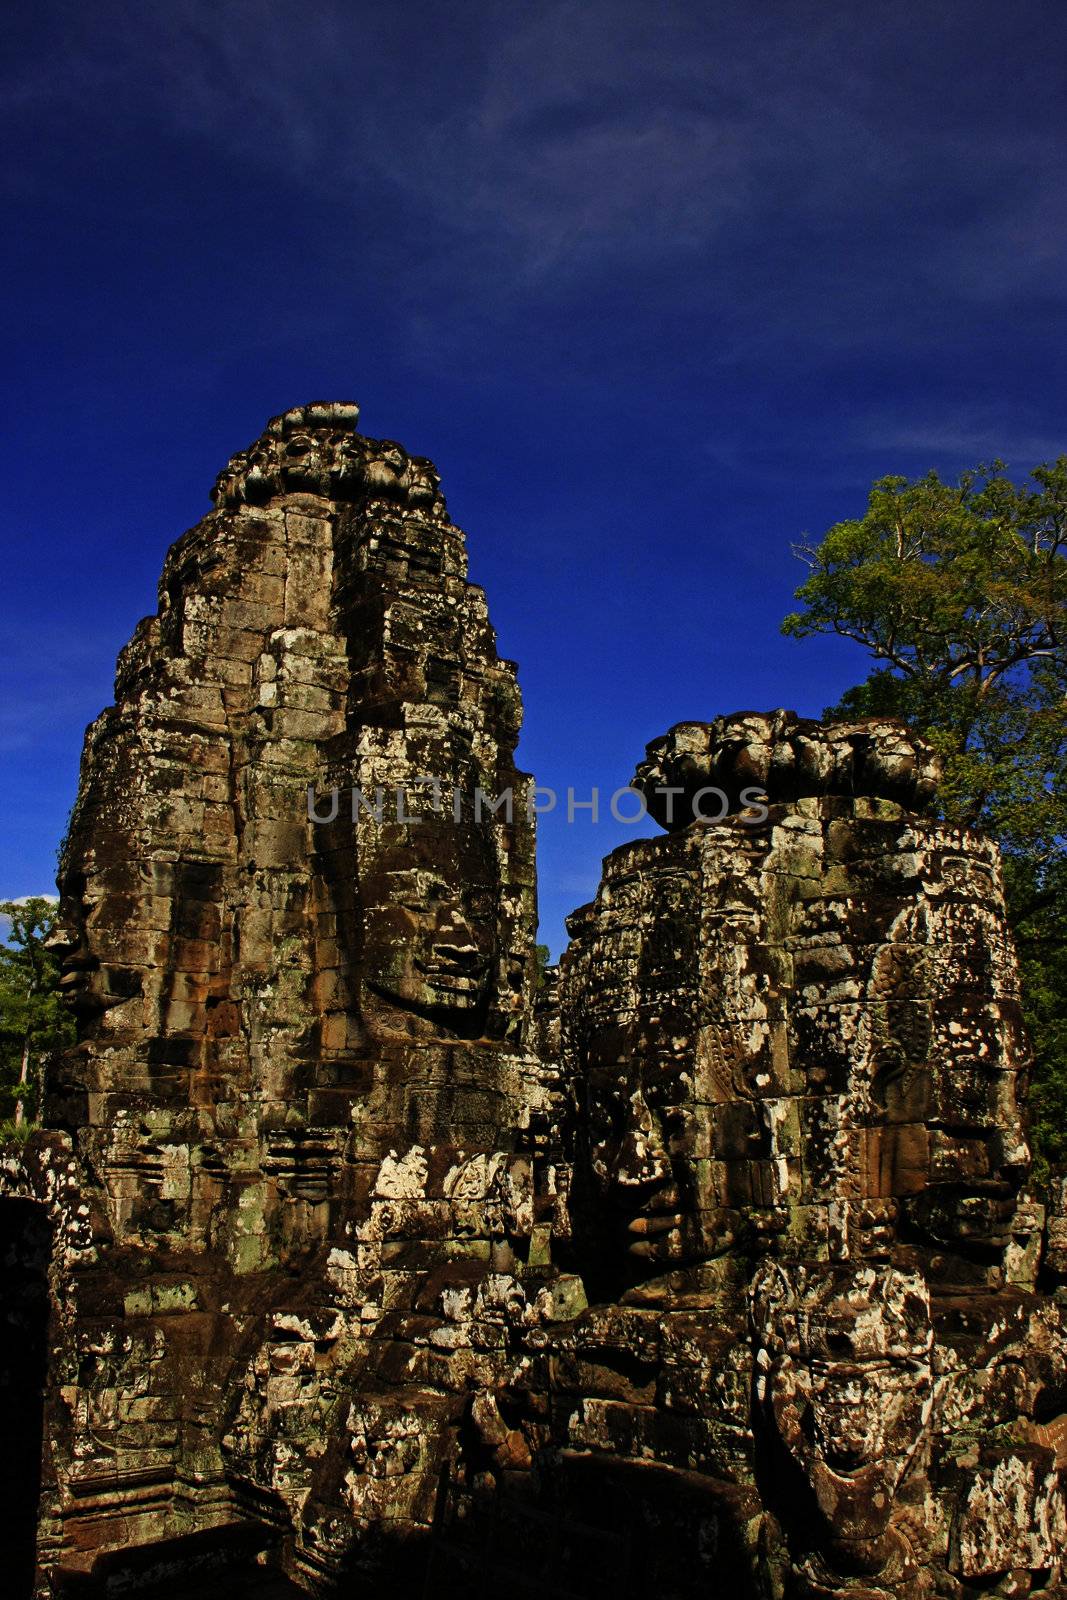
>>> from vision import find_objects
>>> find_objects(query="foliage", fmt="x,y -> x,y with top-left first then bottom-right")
784,458 -> 1067,1178
1008,854 -> 1067,1179
535,943 -> 551,986
0,897 -> 74,1126
0,1116 -> 37,1146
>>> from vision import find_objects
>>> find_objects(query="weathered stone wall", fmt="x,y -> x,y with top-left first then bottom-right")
31,404 -> 567,1593
528,719 -> 1065,1599
562,789 -> 1030,1287
20,416 -> 1067,1600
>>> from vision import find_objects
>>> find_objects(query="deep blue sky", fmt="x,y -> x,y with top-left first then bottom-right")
2,1 -> 1065,955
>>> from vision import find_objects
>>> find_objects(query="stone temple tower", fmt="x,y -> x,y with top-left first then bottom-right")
5,409 -> 1065,1600
30,404 -> 563,1590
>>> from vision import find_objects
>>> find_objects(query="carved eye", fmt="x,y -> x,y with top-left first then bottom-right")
586,1087 -> 623,1143
60,869 -> 87,899
587,1097 -> 613,1132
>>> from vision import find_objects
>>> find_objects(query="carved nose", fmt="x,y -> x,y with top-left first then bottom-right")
435,942 -> 483,972
992,1120 -> 1030,1175
44,920 -> 78,956
612,1099 -> 671,1190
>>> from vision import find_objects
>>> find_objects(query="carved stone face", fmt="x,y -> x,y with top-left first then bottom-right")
797,1297 -> 930,1492
49,865 -> 101,1016
567,747 -> 1031,1287
755,1263 -> 933,1574
787,853 -> 1029,1262
904,1002 -> 1028,1253
362,441 -> 410,499
894,898 -> 1029,1254
50,858 -> 145,1022
568,842 -> 794,1283
633,710 -> 942,829
583,1009 -> 716,1268
358,821 -> 498,1024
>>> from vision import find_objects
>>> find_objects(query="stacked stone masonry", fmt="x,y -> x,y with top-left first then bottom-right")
1,405 -> 1064,1599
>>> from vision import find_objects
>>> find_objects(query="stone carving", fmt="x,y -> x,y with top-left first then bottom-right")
2,408 -> 1064,1600
19,403 -> 563,1593
751,1261 -> 934,1596
540,719 -> 1065,1598
211,401 -> 448,517
561,766 -> 1030,1292
634,709 -> 942,827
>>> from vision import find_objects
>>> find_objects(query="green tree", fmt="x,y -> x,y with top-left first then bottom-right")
783,457 -> 1067,1177
0,897 -> 74,1130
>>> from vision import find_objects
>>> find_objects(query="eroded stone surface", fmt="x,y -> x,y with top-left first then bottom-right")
4,410 -> 1064,1600
524,731 -> 1065,1599
13,404 -> 563,1594
634,709 -> 942,828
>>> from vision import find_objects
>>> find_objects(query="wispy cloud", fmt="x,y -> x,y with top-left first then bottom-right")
5,0 -> 1063,328
855,408 -> 1067,471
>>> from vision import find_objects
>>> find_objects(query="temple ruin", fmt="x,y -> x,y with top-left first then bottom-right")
4,403 -> 1066,1598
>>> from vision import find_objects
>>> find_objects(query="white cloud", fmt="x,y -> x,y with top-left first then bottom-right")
0,897 -> 58,945
854,408 -> 1066,471
5,0 -> 1062,320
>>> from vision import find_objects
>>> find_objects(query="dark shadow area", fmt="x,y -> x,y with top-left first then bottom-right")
420,1455 -> 761,1600
0,1198 -> 53,1599
43,1453 -> 761,1599
51,1525 -> 305,1599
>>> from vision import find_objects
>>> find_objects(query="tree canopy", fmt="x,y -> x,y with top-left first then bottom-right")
0,897 -> 73,1130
